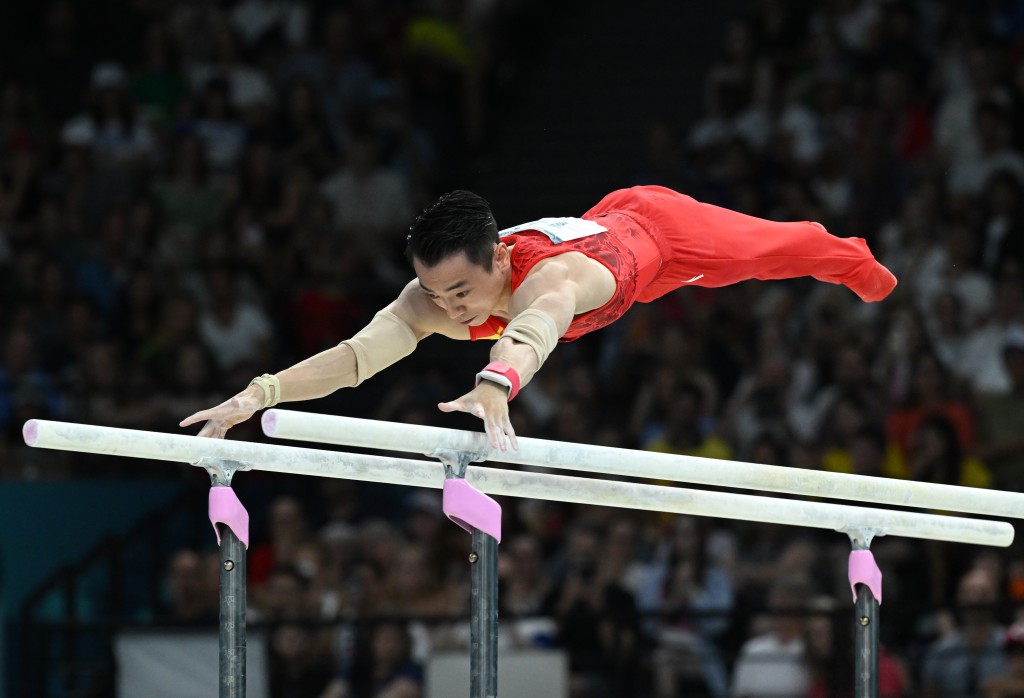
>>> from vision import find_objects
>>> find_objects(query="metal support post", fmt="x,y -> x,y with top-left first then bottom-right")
846,528 -> 882,698
436,449 -> 501,698
219,525 -> 246,698
470,528 -> 499,697
200,458 -> 251,698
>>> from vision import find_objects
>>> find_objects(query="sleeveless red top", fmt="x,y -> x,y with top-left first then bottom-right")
468,211 -> 663,342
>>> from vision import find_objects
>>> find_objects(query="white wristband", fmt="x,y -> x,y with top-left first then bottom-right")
475,370 -> 513,398
474,361 -> 521,400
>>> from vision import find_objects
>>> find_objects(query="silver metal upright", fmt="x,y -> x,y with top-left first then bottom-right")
847,529 -> 881,698
470,528 -> 499,697
437,449 -> 500,698
200,458 -> 252,698
218,526 -> 246,698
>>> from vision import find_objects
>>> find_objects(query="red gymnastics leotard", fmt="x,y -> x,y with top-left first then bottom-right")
469,185 -> 896,343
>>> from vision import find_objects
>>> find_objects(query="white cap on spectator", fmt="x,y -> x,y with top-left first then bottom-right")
91,61 -> 127,89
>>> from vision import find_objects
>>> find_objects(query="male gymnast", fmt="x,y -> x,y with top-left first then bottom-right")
181,185 -> 896,450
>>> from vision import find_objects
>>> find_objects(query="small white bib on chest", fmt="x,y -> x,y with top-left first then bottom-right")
499,217 -> 608,243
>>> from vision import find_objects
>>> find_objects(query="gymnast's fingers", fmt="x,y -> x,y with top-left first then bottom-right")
485,418 -> 505,451
196,420 -> 227,439
487,413 -> 516,452
438,394 -> 505,447
179,408 -> 217,428
437,399 -> 469,415
182,404 -> 239,431
505,420 -> 519,451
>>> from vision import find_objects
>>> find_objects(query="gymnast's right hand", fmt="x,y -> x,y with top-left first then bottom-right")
179,385 -> 264,439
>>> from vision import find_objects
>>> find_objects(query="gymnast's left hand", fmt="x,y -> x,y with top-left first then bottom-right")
179,385 -> 264,439
438,381 -> 518,451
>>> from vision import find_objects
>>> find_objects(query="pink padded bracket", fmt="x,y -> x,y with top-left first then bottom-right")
443,479 -> 502,542
209,486 -> 250,549
848,549 -> 882,604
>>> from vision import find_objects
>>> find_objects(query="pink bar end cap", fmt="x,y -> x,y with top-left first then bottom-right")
23,420 -> 39,446
261,410 -> 277,436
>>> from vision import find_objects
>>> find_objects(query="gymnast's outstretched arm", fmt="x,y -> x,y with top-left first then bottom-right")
180,280 -> 443,439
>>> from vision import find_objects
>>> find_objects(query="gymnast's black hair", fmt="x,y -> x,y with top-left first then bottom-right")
405,190 -> 499,269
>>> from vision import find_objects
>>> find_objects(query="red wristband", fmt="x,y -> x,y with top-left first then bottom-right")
475,361 -> 521,401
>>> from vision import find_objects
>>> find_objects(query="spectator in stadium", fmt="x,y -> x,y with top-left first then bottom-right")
319,621 -> 423,698
982,621 -> 1024,698
975,326 -> 1024,489
921,567 -> 1008,697
158,549 -> 217,624
730,575 -> 816,698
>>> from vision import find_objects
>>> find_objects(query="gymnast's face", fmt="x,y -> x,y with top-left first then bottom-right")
413,245 -> 511,326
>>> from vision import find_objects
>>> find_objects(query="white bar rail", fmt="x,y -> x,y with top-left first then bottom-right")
262,409 -> 1024,520
23,419 -> 1015,547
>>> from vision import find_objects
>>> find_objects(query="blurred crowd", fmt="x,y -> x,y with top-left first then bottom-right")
0,0 -> 532,478
7,0 -> 1024,696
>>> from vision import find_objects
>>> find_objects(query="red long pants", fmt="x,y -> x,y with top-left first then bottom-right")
583,185 -> 897,304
